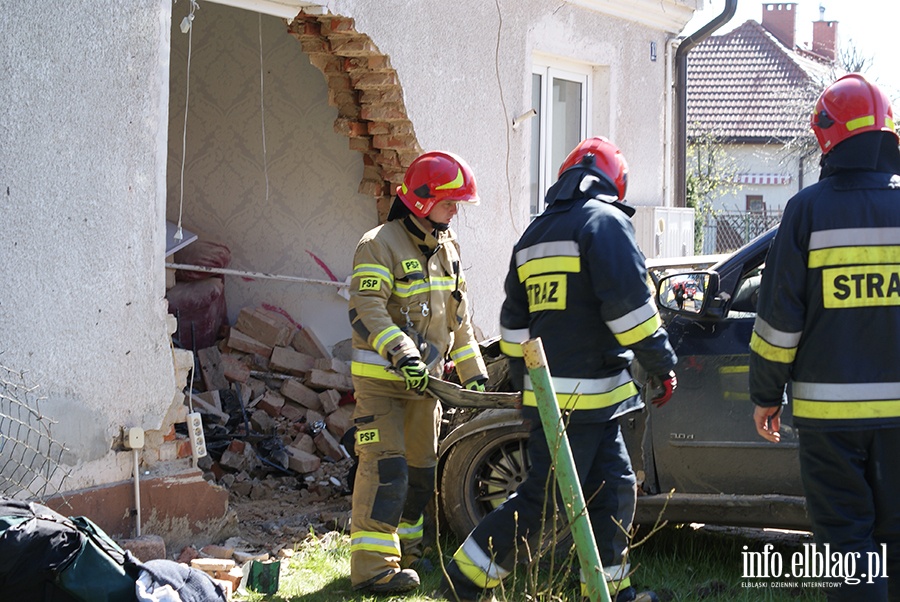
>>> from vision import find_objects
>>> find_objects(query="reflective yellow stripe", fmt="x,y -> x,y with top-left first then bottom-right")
450,343 -> 478,363
846,115 -> 875,132
809,246 -> 900,268
614,312 -> 661,347
372,325 -> 404,356
499,340 -> 524,357
522,381 -> 638,411
750,332 -> 797,364
353,263 -> 393,284
794,398 -> 900,419
351,361 -> 403,381
393,276 -> 456,297
888,116 -> 896,132
719,365 -> 749,374
435,167 -> 464,190
350,531 -> 401,556
397,515 -> 424,540
452,541 -> 505,589
517,256 -> 580,281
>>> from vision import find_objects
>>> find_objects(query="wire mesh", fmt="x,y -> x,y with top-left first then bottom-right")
701,210 -> 782,254
0,363 -> 70,500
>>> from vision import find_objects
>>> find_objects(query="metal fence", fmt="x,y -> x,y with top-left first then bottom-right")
0,363 -> 69,500
700,210 -> 782,254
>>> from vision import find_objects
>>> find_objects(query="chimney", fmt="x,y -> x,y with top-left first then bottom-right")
812,20 -> 838,61
761,3 -> 798,49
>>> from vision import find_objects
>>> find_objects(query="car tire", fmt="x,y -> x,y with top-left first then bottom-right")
439,422 -> 531,541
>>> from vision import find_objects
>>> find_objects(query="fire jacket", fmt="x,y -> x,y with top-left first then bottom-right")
750,169 -> 900,431
349,216 -> 487,387
499,191 -> 677,423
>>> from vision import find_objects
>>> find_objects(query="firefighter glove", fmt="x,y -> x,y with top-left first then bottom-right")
399,358 -> 430,393
649,370 -> 677,407
464,376 -> 488,392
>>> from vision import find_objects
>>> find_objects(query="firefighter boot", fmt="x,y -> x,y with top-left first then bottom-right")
365,568 -> 421,594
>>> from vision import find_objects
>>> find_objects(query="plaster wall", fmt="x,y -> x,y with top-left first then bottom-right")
0,0 -> 176,489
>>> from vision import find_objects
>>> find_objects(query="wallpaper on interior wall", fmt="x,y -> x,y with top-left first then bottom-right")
166,3 -> 376,346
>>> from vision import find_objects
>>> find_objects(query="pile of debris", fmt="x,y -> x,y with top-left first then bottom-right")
183,305 -> 357,506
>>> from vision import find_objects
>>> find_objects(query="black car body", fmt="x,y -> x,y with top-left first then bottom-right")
436,226 -> 808,542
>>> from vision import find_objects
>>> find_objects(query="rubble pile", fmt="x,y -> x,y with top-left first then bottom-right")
183,305 -> 357,512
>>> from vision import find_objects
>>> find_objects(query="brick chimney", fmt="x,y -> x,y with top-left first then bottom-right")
812,20 -> 838,61
761,3 -> 798,49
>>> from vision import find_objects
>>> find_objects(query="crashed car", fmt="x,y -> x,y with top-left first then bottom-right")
436,226 -> 807,542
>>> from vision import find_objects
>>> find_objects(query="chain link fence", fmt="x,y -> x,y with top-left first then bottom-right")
0,363 -> 70,501
700,210 -> 783,254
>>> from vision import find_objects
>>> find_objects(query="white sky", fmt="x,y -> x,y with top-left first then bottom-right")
683,1 -> 900,101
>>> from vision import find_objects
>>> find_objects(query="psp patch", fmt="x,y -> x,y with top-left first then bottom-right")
359,276 -> 382,292
356,428 -> 380,445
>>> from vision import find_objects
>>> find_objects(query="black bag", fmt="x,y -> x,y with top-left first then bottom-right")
0,497 -> 141,601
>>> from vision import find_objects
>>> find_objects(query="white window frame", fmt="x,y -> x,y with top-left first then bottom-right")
530,58 -> 592,217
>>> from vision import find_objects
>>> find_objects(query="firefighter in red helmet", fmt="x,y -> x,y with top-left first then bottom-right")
347,151 -> 488,594
440,136 -> 676,602
751,73 -> 900,600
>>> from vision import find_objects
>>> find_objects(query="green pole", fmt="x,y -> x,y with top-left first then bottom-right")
522,338 -> 611,602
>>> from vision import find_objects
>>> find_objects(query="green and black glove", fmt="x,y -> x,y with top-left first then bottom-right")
464,376 -> 488,392
399,358 -> 429,393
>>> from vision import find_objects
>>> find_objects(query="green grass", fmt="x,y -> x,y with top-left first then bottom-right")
234,525 -> 828,602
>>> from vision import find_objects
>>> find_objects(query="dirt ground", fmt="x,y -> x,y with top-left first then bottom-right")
208,457 -> 353,558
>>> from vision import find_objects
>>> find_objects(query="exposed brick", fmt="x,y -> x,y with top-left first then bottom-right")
281,378 -> 322,411
326,74 -> 352,92
330,37 -> 377,57
376,196 -> 392,222
221,354 -> 250,383
333,118 -> 368,138
366,121 -> 391,136
360,103 -> 408,122
336,103 -> 362,119
325,405 -> 354,438
257,390 -> 285,417
315,429 -> 346,461
360,87 -> 403,105
366,55 -> 392,71
318,389 -> 342,414
391,121 -> 416,136
351,71 -> 398,89
362,164 -> 381,181
307,368 -> 354,392
358,178 -> 388,197
286,447 -> 321,474
328,90 -> 359,109
270,346 -> 315,376
297,39 -> 330,54
176,439 -> 193,459
291,326 -> 331,359
373,134 -> 418,150
228,439 -> 246,454
348,137 -> 373,152
308,54 -> 342,74
319,16 -> 356,35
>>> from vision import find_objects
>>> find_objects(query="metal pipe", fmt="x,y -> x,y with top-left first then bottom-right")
133,449 -> 141,537
674,0 -> 738,207
522,338 -> 610,602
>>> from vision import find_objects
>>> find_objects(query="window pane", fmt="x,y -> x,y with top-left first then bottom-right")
530,73 -> 542,217
551,78 -> 583,180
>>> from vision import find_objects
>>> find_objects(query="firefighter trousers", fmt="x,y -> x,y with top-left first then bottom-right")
349,378 -> 441,589
445,416 -> 637,599
799,426 -> 900,602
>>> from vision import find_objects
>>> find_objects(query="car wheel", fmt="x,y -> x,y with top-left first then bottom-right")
439,422 -> 531,541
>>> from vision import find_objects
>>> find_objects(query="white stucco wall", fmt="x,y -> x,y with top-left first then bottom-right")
0,1 -> 176,489
710,143 -> 819,212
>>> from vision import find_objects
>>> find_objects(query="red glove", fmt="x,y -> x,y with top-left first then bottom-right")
648,371 -> 677,407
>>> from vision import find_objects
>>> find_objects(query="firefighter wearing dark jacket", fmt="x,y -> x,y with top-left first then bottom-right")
440,137 -> 677,602
750,74 -> 900,601
348,151 -> 489,595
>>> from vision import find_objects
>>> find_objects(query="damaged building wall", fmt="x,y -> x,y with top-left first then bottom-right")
166,2 -> 374,349
165,1 -> 697,347
0,0 -> 177,491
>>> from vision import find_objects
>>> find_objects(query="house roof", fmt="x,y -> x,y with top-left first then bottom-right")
687,19 -> 835,143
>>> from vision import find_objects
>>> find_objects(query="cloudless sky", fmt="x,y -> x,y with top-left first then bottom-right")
683,0 -> 900,101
